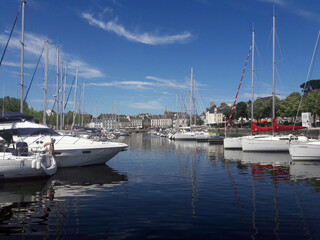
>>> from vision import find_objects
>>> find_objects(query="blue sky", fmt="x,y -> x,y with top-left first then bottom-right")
0,0 -> 320,117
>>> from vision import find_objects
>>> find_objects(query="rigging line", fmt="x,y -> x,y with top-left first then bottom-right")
23,43 -> 45,104
293,30 -> 320,129
0,3 -> 22,67
64,75 -> 76,110
275,29 -> 284,63
226,45 -> 252,134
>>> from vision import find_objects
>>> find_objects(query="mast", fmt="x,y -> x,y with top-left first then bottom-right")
176,93 -> 179,129
43,40 -> 49,125
56,46 -> 59,129
251,27 -> 255,124
20,1 -> 26,113
62,65 -> 67,128
82,82 -> 85,126
72,67 -> 79,128
60,61 -> 63,130
193,74 -> 196,125
190,67 -> 193,126
272,13 -> 276,134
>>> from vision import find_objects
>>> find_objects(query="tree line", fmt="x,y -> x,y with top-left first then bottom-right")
0,96 -> 91,128
223,79 -> 320,127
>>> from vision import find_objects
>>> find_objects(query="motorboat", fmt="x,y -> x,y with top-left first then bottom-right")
0,112 -> 128,167
0,129 -> 57,179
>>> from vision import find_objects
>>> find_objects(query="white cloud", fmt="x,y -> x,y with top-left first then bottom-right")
145,76 -> 186,88
0,32 -> 104,79
81,13 -> 192,45
258,0 -> 320,23
128,100 -> 163,110
88,80 -> 155,90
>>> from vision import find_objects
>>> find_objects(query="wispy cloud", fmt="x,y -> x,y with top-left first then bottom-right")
0,32 -> 104,79
87,75 -> 188,91
145,76 -> 186,88
81,13 -> 192,45
259,0 -> 320,23
88,80 -> 155,90
128,100 -> 163,110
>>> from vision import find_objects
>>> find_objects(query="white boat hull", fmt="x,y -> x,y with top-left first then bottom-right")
0,153 -> 56,179
242,135 -> 308,152
289,141 -> 320,161
53,147 -> 125,167
224,137 -> 242,149
16,135 -> 127,167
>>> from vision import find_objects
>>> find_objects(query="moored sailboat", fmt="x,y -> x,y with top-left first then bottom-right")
242,14 -> 307,152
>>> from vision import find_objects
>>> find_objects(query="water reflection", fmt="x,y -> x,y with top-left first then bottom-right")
0,164 -> 127,236
290,161 -> 320,181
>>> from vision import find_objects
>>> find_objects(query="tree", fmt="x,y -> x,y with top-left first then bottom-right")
279,92 -> 301,120
234,102 -> 248,120
300,79 -> 320,95
301,91 -> 320,126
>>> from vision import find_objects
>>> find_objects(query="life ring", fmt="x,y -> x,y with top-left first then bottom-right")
43,142 -> 53,151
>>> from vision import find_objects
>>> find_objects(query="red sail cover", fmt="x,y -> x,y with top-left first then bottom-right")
272,119 -> 306,132
251,122 -> 272,133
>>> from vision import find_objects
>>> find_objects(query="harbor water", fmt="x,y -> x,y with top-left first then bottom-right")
1,134 -> 320,239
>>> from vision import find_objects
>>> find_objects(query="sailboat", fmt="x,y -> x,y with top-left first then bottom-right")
242,14 -> 307,152
224,29 -> 270,149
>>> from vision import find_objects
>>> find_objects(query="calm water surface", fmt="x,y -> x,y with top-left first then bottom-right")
1,134 -> 320,239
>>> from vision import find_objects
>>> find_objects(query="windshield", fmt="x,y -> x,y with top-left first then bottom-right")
17,128 -> 60,136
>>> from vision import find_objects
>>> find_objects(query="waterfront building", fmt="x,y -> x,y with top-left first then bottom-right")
151,115 -> 173,129
205,101 -> 225,126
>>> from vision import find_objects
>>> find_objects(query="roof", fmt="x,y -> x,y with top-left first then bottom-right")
0,111 -> 34,122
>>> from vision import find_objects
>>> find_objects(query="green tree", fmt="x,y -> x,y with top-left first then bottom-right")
279,92 -> 301,120
234,101 -> 248,120
301,91 -> 320,126
300,79 -> 320,95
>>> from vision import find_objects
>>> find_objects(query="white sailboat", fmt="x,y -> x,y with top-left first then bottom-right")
242,14 -> 307,152
224,28 -> 256,149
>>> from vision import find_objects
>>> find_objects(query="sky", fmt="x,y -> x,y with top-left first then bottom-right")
0,0 -> 320,117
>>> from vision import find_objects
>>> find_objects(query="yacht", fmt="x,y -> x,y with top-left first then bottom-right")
0,112 -> 128,167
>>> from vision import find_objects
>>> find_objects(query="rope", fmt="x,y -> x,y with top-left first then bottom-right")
0,3 -> 22,67
64,75 -> 76,110
23,43 -> 45,104
226,45 -> 252,134
293,30 -> 320,129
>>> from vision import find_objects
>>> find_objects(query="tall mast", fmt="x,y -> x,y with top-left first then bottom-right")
20,1 -> 26,113
190,67 -> 193,126
193,74 -> 196,125
72,67 -> 79,128
62,65 -> 67,128
176,93 -> 179,129
251,27 -> 255,123
60,61 -> 63,130
82,82 -> 85,126
272,13 -> 276,133
78,83 -> 81,124
43,40 -> 49,125
56,46 -> 59,129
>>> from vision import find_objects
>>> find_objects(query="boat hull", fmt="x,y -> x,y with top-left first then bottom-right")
0,153 -> 56,179
289,142 -> 320,160
242,135 -> 308,152
53,146 -> 126,167
17,135 -> 128,167
224,137 -> 242,149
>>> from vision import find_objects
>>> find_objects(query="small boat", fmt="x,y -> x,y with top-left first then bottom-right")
0,130 -> 57,179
